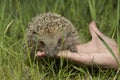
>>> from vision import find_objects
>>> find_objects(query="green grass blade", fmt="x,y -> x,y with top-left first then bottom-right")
88,0 -> 96,21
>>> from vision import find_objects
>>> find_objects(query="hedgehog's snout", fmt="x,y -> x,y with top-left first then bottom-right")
45,46 -> 58,57
46,50 -> 56,57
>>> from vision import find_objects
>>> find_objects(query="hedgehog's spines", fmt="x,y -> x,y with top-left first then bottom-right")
28,12 -> 76,36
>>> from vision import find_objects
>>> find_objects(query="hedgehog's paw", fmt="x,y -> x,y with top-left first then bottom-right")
68,45 -> 78,53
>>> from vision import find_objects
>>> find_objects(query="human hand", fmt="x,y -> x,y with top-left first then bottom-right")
36,21 -> 119,69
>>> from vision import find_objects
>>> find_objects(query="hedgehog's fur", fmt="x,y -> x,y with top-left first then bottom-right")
26,12 -> 80,57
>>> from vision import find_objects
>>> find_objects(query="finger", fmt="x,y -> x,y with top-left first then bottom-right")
89,21 -> 98,39
35,51 -> 46,57
89,21 -> 103,36
89,21 -> 118,59
89,21 -> 118,49
56,50 -> 74,58
56,50 -> 93,65
89,21 -> 114,44
89,21 -> 103,37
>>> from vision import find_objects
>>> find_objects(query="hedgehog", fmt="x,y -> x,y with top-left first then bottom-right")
26,12 -> 80,57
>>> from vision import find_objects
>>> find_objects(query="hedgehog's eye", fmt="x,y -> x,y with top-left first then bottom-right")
58,39 -> 63,46
40,41 -> 45,47
32,31 -> 38,34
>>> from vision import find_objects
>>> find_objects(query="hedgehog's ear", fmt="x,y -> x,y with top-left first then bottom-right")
64,29 -> 67,37
64,29 -> 70,37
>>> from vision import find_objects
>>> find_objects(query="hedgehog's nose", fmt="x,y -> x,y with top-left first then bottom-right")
48,50 -> 56,57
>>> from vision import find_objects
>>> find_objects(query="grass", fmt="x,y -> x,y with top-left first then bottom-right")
0,0 -> 120,80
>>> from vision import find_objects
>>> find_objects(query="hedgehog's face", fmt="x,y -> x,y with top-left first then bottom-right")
32,30 -> 67,57
26,12 -> 78,57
